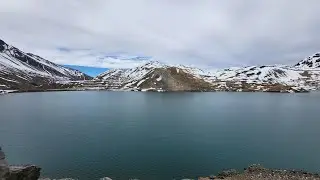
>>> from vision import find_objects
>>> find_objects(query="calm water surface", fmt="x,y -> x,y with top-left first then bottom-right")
0,91 -> 320,179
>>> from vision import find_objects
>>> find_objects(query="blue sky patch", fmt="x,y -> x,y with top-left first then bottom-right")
63,64 -> 109,77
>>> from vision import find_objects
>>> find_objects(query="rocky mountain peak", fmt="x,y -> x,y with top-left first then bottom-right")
0,38 -> 92,91
294,52 -> 320,69
140,61 -> 167,68
0,39 -> 7,51
96,51 -> 320,92
0,39 -> 6,45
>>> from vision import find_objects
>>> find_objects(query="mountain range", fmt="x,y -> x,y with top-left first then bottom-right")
1,38 -> 320,93
0,39 -> 92,91
95,55 -> 320,92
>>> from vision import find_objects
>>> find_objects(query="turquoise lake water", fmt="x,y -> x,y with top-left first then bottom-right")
0,91 -> 320,179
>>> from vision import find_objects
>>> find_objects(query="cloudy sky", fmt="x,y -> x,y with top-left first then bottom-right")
0,0 -> 320,70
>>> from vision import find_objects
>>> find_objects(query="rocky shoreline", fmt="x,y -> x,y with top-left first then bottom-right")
2,164 -> 319,180
1,148 -> 319,180
198,164 -> 320,180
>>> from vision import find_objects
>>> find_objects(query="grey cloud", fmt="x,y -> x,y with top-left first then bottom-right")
0,0 -> 319,69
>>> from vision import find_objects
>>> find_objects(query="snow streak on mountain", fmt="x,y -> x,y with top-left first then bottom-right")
96,54 -> 320,92
0,39 -> 91,90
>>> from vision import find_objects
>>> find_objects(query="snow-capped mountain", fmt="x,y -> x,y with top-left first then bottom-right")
97,61 -> 167,83
211,65 -> 319,87
96,61 -> 215,91
96,54 -> 320,92
0,39 -> 91,90
294,53 -> 320,69
2,36 -> 318,93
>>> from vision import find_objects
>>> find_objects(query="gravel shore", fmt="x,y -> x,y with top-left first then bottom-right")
198,165 -> 320,180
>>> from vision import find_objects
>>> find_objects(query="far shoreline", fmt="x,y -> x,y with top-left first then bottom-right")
1,88 -> 311,94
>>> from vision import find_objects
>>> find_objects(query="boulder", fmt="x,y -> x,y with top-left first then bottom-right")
0,148 -> 40,180
7,165 -> 41,180
0,165 -> 10,179
217,169 -> 238,178
0,147 -> 9,179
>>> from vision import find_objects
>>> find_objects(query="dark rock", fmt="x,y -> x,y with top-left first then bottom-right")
246,73 -> 255,77
7,165 -> 41,180
245,164 -> 267,173
313,53 -> 320,58
0,147 -> 9,178
0,148 -> 40,180
217,169 -> 238,178
0,147 -> 6,160
0,40 -> 5,51
0,39 -> 6,45
0,164 -> 10,179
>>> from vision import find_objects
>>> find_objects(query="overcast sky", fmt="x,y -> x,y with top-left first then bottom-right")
0,0 -> 319,69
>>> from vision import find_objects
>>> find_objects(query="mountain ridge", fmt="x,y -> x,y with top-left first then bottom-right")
294,52 -> 320,69
0,39 -> 92,91
1,38 -> 320,93
96,57 -> 320,92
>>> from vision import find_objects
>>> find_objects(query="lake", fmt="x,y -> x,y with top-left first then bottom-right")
0,91 -> 320,180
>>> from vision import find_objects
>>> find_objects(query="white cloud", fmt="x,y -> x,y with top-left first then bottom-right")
0,0 -> 319,69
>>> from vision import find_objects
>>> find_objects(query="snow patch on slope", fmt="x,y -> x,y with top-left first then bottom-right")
156,76 -> 162,81
294,53 -> 320,69
0,39 -> 90,84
